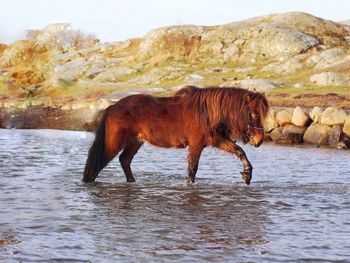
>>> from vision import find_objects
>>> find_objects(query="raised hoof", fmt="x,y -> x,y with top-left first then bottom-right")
240,170 -> 252,185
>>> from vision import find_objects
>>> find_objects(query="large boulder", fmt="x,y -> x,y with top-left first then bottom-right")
291,106 -> 311,127
343,116 -> 350,137
282,124 -> 307,144
306,48 -> 347,70
276,109 -> 293,126
328,125 -> 343,148
318,55 -> 350,73
270,127 -> 290,143
303,123 -> 332,145
240,79 -> 281,91
320,107 -> 348,125
50,57 -> 88,86
309,106 -> 323,123
264,110 -> 279,132
310,72 -> 346,86
93,67 -> 136,82
261,55 -> 307,75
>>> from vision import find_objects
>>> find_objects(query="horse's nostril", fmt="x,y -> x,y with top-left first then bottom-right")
255,140 -> 263,148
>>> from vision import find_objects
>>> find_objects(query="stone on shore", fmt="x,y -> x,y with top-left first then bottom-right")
282,124 -> 307,144
328,125 -> 343,148
276,109 -> 293,126
320,107 -> 348,125
291,106 -> 311,127
343,116 -> 350,137
270,127 -> 290,143
309,106 -> 323,123
264,110 -> 279,132
303,123 -> 332,145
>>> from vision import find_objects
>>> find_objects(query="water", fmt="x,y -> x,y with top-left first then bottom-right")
0,129 -> 349,262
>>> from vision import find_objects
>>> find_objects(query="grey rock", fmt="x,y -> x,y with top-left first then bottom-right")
328,125 -> 343,148
320,107 -> 348,125
292,106 -> 311,127
240,79 -> 280,91
276,109 -> 293,126
343,115 -> 350,137
303,123 -> 332,145
94,67 -> 136,82
306,48 -> 347,70
310,72 -> 346,86
282,124 -> 307,143
264,110 -> 279,132
50,57 -> 88,86
309,106 -> 323,123
270,127 -> 290,143
262,55 -> 307,75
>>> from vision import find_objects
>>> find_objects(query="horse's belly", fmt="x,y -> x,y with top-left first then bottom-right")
137,130 -> 187,149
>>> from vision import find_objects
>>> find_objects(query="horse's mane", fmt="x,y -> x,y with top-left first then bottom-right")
175,85 -> 269,139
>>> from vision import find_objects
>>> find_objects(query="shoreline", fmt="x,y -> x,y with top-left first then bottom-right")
1,101 -> 349,150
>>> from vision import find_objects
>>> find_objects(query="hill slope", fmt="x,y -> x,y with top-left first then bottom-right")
1,12 -> 350,108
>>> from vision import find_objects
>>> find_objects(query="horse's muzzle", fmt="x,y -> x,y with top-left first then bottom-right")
254,140 -> 263,148
249,136 -> 264,147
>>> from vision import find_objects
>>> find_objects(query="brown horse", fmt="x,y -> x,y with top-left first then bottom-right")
83,86 -> 269,185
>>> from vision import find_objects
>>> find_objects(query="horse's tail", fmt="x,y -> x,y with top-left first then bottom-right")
83,113 -> 107,182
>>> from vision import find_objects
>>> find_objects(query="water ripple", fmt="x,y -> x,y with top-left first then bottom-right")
0,129 -> 349,262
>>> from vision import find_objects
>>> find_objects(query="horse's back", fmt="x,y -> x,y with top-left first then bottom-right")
104,94 -> 189,147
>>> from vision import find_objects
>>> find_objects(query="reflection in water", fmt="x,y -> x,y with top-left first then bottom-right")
0,129 -> 349,262
88,182 -> 269,261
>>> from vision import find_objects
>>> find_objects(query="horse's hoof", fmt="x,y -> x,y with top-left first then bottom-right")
240,171 -> 251,185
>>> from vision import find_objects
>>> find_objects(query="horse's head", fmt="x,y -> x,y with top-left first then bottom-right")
243,93 -> 269,147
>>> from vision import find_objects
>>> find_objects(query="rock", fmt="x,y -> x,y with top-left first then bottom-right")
34,23 -> 97,50
261,55 -> 307,75
293,83 -> 304,88
50,57 -> 88,87
270,127 -> 290,143
223,45 -> 239,62
276,109 -> 293,126
240,79 -> 280,91
234,66 -> 257,73
264,110 -> 279,132
185,74 -> 205,84
303,123 -> 332,145
309,106 -> 323,123
343,116 -> 350,137
320,107 -> 348,125
328,125 -> 343,148
317,55 -> 350,72
237,23 -> 318,62
94,67 -> 136,82
292,106 -> 311,127
282,124 -> 307,143
137,25 -> 204,59
127,67 -> 184,85
306,48 -> 347,70
310,72 -> 346,86
336,141 -> 348,149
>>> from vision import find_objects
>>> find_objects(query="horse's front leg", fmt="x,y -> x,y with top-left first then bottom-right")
216,139 -> 253,185
187,145 -> 204,183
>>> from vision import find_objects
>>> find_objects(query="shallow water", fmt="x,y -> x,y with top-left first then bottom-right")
0,129 -> 349,262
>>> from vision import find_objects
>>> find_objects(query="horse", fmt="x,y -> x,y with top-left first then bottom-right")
83,85 -> 269,185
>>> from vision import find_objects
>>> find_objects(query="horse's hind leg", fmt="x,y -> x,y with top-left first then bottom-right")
119,138 -> 143,182
187,145 -> 204,183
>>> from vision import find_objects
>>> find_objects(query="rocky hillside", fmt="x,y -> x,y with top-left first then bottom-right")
1,12 -> 350,108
